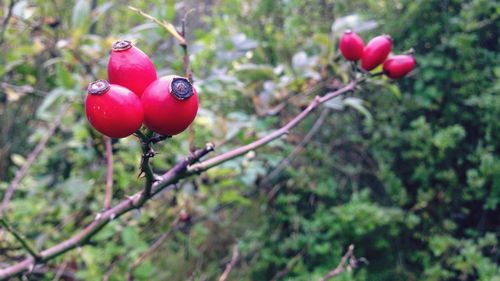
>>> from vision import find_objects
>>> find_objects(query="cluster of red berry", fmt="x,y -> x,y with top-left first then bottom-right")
85,40 -> 199,138
339,30 -> 416,79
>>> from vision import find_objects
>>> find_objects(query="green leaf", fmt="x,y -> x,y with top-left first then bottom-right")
56,64 -> 75,89
234,64 -> 275,82
11,154 -> 26,166
220,190 -> 251,205
122,227 -> 140,248
134,262 -> 156,279
72,0 -> 91,29
343,97 -> 373,125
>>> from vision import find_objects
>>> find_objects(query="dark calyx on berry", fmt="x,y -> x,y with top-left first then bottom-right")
112,40 -> 133,51
171,77 -> 193,100
88,80 -> 110,95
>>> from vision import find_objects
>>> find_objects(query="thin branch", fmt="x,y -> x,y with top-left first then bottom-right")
218,245 -> 240,281
180,9 -> 194,81
319,245 -> 355,281
0,143 -> 215,280
52,260 -> 68,281
129,224 -> 177,274
128,6 -> 186,45
68,48 -> 98,80
370,71 -> 385,77
88,0 -> 98,34
0,0 -> 16,46
0,102 -> 71,216
270,249 -> 305,281
179,9 -> 197,152
30,265 -> 75,280
0,79 -> 360,279
102,253 -> 128,281
103,136 -> 113,210
134,130 -> 156,204
127,205 -> 227,279
263,107 -> 331,190
0,219 -> 39,260
135,131 -> 172,204
188,81 -> 356,174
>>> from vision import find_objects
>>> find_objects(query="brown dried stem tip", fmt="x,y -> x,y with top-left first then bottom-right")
404,48 -> 415,55
383,34 -> 393,42
112,40 -> 133,51
88,80 -> 110,95
171,77 -> 193,100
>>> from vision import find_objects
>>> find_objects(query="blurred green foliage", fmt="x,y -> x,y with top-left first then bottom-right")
0,0 -> 498,280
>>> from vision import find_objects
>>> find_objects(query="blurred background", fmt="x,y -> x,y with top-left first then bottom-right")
0,0 -> 498,280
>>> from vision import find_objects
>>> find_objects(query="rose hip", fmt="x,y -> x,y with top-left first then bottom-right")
361,35 -> 392,71
339,30 -> 364,61
108,40 -> 157,97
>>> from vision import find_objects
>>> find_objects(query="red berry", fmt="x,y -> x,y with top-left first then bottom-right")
85,80 -> 144,138
361,35 -> 392,71
339,30 -> 364,61
179,210 -> 190,222
141,75 -> 199,136
383,55 -> 416,79
108,40 -> 157,97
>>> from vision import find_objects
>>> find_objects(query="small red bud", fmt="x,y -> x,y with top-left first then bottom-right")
179,210 -> 190,222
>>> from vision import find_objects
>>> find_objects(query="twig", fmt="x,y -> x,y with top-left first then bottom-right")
127,205 -> 228,279
52,260 -> 68,281
102,254 -> 128,281
0,79 -> 361,279
188,81 -> 357,174
0,0 -> 16,46
129,224 -> 177,275
0,219 -> 39,260
30,265 -> 75,280
103,136 -> 113,210
179,9 -> 197,152
89,0 -> 98,34
68,49 -> 98,80
135,130 -> 157,204
0,143 -> 215,280
128,6 -> 186,45
180,9 -> 194,81
270,249 -> 305,281
218,245 -> 240,281
319,245 -> 355,281
149,134 -> 169,144
370,71 -> 385,77
0,102 -> 71,215
263,107 -> 331,190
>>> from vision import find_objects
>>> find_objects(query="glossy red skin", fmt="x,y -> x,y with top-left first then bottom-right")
339,30 -> 364,61
86,84 -> 144,138
361,35 -> 392,71
383,55 -> 416,79
142,75 -> 199,136
108,45 -> 157,97
179,211 -> 190,222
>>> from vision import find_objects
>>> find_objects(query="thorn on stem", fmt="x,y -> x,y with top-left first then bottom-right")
95,213 -> 102,221
28,263 -> 35,273
206,142 -> 215,151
